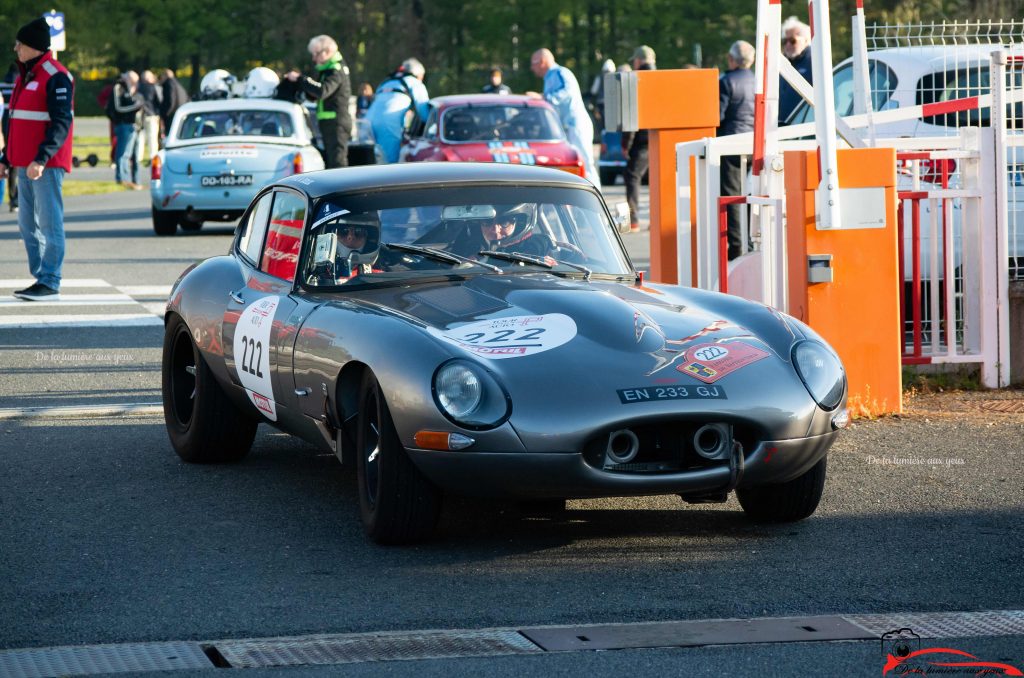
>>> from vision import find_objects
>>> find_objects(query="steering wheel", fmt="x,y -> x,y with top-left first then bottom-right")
552,240 -> 587,262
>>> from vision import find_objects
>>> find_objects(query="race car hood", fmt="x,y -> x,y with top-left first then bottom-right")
443,141 -> 579,166
343,273 -> 823,442
162,141 -> 303,174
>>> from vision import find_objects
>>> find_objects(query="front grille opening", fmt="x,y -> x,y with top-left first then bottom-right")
581,421 -> 760,474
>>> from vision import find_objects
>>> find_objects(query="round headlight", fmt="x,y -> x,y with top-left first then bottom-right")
435,362 -> 482,419
432,359 -> 512,429
792,341 -> 845,411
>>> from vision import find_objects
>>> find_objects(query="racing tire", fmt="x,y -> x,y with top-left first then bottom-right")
736,457 -> 827,523
356,371 -> 441,544
162,314 -> 257,463
153,207 -> 180,236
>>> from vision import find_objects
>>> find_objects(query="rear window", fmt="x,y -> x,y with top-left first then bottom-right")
441,105 -> 565,142
177,110 -> 295,139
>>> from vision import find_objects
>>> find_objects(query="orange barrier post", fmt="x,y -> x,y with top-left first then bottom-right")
784,147 -> 903,415
635,70 -> 719,283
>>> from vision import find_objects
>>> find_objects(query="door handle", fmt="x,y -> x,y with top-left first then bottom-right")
229,290 -> 244,304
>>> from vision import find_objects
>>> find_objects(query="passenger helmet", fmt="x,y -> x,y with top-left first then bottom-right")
244,67 -> 280,98
199,69 -> 236,99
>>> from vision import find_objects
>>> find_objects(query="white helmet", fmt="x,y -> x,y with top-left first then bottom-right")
199,69 -> 235,99
244,67 -> 280,98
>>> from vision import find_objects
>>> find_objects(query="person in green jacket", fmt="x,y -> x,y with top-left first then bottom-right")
285,35 -> 353,168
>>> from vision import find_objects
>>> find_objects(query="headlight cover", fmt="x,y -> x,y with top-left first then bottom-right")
432,360 -> 511,429
792,340 -> 846,411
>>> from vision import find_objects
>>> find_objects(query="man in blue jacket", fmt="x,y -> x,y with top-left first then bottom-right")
527,48 -> 599,188
365,58 -> 429,163
779,17 -> 812,124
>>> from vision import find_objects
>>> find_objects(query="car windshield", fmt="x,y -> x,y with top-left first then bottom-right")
441,105 -> 565,142
177,110 -> 295,139
302,185 -> 632,288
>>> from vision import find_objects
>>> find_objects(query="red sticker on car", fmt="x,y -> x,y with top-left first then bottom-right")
676,342 -> 770,383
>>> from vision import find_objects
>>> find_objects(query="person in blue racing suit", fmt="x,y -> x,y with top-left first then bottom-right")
365,58 -> 430,163
527,48 -> 599,188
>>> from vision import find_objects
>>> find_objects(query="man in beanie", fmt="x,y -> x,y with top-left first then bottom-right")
0,17 -> 75,300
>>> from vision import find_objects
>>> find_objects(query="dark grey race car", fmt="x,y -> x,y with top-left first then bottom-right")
161,163 -> 848,544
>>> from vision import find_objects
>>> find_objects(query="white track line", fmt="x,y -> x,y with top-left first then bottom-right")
115,285 -> 173,296
0,314 -> 163,328
0,294 -> 137,307
0,402 -> 163,420
0,278 -> 110,288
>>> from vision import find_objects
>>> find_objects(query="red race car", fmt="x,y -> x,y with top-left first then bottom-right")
399,94 -> 584,177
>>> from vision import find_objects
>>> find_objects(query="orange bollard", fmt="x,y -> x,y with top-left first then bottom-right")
784,147 -> 903,416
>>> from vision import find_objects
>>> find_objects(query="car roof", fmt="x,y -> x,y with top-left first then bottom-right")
276,162 -> 594,198
838,44 -> 1019,71
175,98 -> 304,115
431,94 -> 553,109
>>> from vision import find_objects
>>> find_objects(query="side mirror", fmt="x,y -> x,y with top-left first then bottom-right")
612,201 -> 632,233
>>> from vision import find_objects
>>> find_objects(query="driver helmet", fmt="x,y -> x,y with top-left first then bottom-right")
333,213 -> 381,277
199,69 -> 236,99
481,203 -> 534,247
244,67 -> 280,98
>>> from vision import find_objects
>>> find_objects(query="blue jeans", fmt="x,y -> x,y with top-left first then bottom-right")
17,166 -> 66,290
114,123 -> 138,183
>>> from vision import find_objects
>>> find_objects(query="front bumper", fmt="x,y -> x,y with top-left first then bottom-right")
406,431 -> 837,499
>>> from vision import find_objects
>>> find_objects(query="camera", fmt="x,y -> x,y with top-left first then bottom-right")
881,627 -> 921,659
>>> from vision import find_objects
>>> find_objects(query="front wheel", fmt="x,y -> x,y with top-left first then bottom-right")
161,314 -> 257,463
153,207 -> 180,236
736,457 -> 827,522
356,371 -> 441,544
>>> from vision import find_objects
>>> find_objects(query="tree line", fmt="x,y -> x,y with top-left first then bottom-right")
2,0 -> 1018,106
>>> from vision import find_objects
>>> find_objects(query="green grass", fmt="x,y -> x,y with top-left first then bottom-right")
902,365 -> 982,393
63,180 -> 128,196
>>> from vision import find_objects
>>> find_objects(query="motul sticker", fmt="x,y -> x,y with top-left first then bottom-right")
676,341 -> 770,383
233,296 -> 279,420
430,313 -> 576,359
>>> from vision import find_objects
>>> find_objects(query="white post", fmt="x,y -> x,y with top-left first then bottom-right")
850,0 -> 877,145
808,0 -> 842,230
990,50 -> 1011,387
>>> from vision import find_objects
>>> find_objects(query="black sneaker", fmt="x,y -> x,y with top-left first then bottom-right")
13,283 -> 59,301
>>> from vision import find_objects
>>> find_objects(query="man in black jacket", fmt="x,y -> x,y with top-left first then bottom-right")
106,71 -> 143,190
718,40 -> 756,260
622,45 -> 655,232
157,69 -> 189,140
284,35 -> 352,168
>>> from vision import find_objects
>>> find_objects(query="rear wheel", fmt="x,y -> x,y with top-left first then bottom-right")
162,314 -> 257,463
736,457 -> 827,522
153,207 -> 180,236
356,371 -> 441,544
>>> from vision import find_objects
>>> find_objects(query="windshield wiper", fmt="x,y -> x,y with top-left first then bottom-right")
478,250 -> 592,280
385,243 -> 502,273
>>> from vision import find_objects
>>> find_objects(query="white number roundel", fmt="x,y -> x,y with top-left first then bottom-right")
233,296 -> 279,420
431,313 -> 577,359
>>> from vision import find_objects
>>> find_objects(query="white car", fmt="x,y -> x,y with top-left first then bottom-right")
151,98 -> 325,235
786,45 -> 1023,281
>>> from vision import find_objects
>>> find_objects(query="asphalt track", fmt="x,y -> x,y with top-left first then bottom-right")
0,171 -> 1021,677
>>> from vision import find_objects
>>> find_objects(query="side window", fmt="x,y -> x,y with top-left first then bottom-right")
238,192 -> 273,265
260,191 -> 307,283
832,64 -> 856,117
869,60 -> 898,112
783,59 -> 896,125
919,65 -> 990,127
423,106 -> 439,139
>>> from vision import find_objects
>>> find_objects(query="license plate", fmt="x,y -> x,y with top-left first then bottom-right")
201,174 -> 253,188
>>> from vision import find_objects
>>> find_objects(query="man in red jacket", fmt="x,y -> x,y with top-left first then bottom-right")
0,17 -> 74,300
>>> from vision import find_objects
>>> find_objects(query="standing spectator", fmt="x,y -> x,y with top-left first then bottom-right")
355,82 -> 374,118
106,70 -> 143,190
1,17 -> 75,300
482,67 -> 511,95
135,70 -> 161,165
96,79 -> 117,167
718,40 -> 756,260
526,48 -> 599,188
365,58 -> 429,163
622,46 -> 655,231
158,68 -> 190,136
285,35 -> 352,169
778,16 -> 812,124
588,58 -> 615,137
